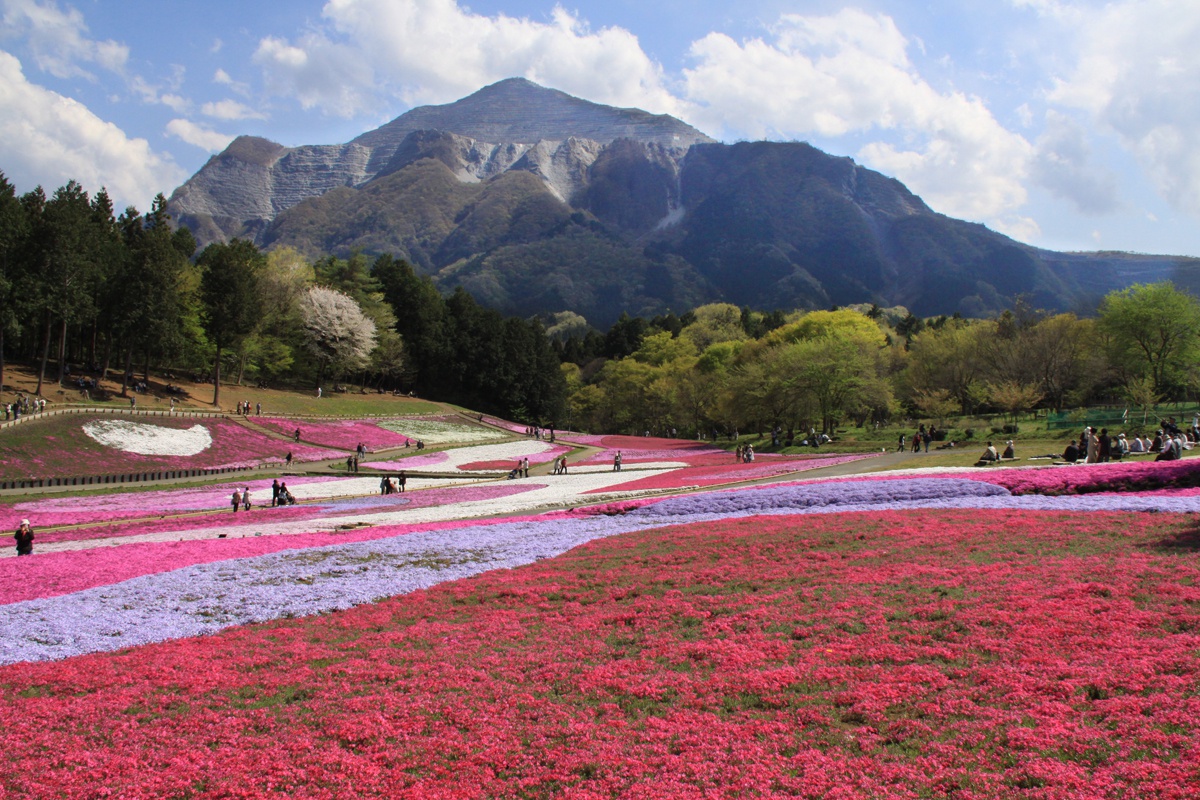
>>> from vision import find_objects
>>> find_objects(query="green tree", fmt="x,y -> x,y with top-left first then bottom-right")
198,240 -> 265,407
0,172 -> 29,407
112,195 -> 195,393
31,180 -> 104,394
1098,282 -> 1200,396
902,320 -> 988,415
987,380 -> 1043,423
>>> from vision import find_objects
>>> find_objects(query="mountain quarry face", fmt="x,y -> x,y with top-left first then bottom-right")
169,78 -> 1200,326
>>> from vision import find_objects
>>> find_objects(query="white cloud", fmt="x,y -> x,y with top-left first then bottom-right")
252,0 -> 677,117
1039,0 -> 1200,220
1029,110 -> 1119,214
0,0 -> 127,79
159,93 -> 189,113
165,118 -> 235,153
253,33 -> 371,116
130,73 -> 192,114
991,215 -> 1041,243
681,9 -> 1033,222
201,98 -> 266,121
0,49 -> 183,211
213,67 -> 250,97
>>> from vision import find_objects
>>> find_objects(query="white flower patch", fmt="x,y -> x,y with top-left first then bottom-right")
82,420 -> 212,456
436,439 -> 560,470
28,466 -> 688,554
379,418 -> 506,445
283,475 -> 481,501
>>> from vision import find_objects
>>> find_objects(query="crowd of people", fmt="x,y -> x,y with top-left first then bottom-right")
900,424 -> 944,453
3,394 -> 45,420
379,472 -> 407,494
524,425 -> 556,443
1061,424 -> 1193,464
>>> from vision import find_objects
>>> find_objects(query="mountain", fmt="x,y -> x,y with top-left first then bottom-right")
168,78 -> 1200,326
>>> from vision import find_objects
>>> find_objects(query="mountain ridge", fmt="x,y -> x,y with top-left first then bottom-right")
168,78 -> 1200,326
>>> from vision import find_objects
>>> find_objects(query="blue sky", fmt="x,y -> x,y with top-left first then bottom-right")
2,0 -> 1199,258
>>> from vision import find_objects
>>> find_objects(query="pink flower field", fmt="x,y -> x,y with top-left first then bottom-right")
0,414 -> 341,480
3,425 -> 1200,798
253,417 -> 414,451
1,507 -> 1197,798
593,454 -> 877,491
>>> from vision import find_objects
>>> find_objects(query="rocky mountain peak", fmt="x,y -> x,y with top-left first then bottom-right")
355,78 -> 713,150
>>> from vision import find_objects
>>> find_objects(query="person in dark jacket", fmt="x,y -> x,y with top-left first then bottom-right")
14,519 -> 33,556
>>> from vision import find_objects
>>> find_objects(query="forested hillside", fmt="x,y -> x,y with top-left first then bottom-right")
5,171 -> 1199,438
0,174 -> 565,422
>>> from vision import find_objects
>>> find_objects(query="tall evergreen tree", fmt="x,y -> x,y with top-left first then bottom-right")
0,172 -> 28,406
31,181 -> 104,394
198,239 -> 265,407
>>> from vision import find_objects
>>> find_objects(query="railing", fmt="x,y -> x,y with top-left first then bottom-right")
1045,405 -> 1200,431
0,465 -> 260,491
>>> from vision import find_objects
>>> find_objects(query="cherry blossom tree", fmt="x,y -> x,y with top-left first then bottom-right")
298,286 -> 377,386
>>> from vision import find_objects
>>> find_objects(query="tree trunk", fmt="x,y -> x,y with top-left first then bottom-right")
212,345 -> 222,408
57,317 -> 68,386
143,351 -> 150,384
236,349 -> 246,386
120,348 -> 132,397
35,314 -> 51,397
101,334 -> 112,383
89,320 -> 97,370
0,327 -> 5,405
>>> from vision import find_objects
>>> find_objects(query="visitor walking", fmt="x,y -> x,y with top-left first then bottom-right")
231,488 -> 242,513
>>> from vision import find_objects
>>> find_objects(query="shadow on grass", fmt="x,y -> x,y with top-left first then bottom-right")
1147,521 -> 1200,551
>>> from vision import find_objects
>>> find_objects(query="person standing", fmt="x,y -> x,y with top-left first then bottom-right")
271,479 -> 281,507
614,451 -> 622,472
14,519 -> 34,556
242,487 -> 252,511
1098,428 -> 1112,463
398,471 -> 407,493
1085,427 -> 1100,463
231,488 -> 242,512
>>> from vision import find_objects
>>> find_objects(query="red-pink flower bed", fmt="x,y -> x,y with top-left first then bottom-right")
2,508 -> 1197,798
459,445 -> 570,471
0,415 -> 340,480
591,454 -> 878,492
823,457 -> 1200,497
254,417 -> 413,451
